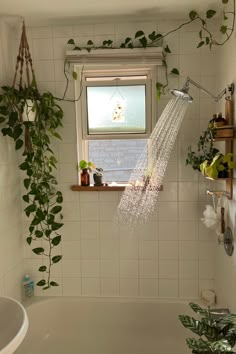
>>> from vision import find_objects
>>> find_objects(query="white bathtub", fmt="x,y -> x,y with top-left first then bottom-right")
15,298 -> 192,354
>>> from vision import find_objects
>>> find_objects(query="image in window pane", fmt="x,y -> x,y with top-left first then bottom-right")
86,85 -> 146,134
88,139 -> 147,183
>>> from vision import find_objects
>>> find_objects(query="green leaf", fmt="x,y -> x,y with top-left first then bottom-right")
45,229 -> 52,237
19,161 -> 29,170
87,40 -> 93,45
51,205 -> 62,214
22,194 -> 29,203
224,14 -> 229,20
125,37 -> 132,44
139,36 -> 147,47
50,281 -> 59,286
0,116 -> 5,123
37,279 -> 46,286
72,71 -> 78,80
52,222 -> 63,231
31,217 -> 41,226
205,37 -> 210,45
197,41 -> 205,48
170,68 -> 179,75
189,303 -> 210,317
179,315 -> 204,336
38,266 -> 47,272
206,9 -> 216,19
222,0 -> 229,3
135,30 -> 144,38
24,204 -> 36,214
74,46 -> 81,50
52,255 -> 62,263
220,25 -> 228,34
52,235 -> 61,246
35,230 -> 43,238
67,39 -> 75,45
15,139 -> 23,150
189,10 -> 197,20
210,339 -> 232,352
32,247 -> 44,255
164,45 -> 171,53
186,338 -> 210,352
199,30 -> 202,39
26,236 -> 32,245
24,178 -> 31,190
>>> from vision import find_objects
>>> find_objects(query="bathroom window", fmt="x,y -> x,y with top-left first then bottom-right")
76,65 -> 157,183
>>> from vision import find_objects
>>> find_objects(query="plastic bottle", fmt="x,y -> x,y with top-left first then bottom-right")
23,274 -> 34,298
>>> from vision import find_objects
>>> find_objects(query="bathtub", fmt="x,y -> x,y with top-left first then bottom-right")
15,297 -> 192,354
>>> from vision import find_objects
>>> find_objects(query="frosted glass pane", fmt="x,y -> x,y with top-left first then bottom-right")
86,85 -> 146,134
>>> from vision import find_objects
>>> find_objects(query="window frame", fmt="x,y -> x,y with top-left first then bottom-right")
74,64 -> 158,181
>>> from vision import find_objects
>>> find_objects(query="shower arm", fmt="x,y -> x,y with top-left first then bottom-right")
185,77 -> 234,102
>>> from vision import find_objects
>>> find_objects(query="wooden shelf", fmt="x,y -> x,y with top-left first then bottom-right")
71,184 -> 163,192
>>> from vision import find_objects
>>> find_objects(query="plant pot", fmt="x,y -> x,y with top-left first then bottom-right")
93,174 -> 103,186
22,100 -> 37,121
81,169 -> 90,186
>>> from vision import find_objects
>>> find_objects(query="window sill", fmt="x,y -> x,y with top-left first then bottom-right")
71,184 -> 163,192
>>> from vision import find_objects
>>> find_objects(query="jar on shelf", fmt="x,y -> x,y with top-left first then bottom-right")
80,169 -> 90,186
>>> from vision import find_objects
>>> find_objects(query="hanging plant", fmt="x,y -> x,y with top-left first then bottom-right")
65,0 -> 235,98
0,23 -> 64,290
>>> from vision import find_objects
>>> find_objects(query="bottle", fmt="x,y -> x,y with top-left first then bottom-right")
80,168 -> 90,186
23,274 -> 34,298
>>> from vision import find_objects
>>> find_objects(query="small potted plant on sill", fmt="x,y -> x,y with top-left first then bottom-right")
93,167 -> 104,186
200,153 -> 236,180
179,302 -> 236,354
78,160 -> 96,186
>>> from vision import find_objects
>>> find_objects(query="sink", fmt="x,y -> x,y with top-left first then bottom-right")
0,297 -> 28,354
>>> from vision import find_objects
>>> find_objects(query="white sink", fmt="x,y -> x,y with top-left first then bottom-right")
0,297 -> 28,354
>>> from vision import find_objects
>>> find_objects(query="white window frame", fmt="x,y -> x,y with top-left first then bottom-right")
69,47 -> 163,178
81,68 -> 154,140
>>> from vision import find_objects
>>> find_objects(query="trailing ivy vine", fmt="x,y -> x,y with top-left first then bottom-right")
66,0 -> 235,98
0,85 -> 64,290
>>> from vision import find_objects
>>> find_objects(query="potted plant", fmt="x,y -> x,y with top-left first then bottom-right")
93,167 -> 103,186
200,153 -> 236,179
0,85 -> 64,290
78,159 -> 96,186
186,127 -> 219,171
179,302 -> 236,353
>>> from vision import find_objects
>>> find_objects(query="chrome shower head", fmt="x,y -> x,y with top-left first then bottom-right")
171,88 -> 193,102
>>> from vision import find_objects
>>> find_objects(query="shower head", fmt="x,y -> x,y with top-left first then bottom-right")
171,88 -> 193,102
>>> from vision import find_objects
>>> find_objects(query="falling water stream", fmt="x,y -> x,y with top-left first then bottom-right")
116,95 -> 191,225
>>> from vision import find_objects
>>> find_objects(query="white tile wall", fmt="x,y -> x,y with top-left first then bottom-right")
0,136 -> 24,300
22,20 -> 218,299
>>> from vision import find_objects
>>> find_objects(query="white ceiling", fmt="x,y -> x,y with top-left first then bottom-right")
1,0 -> 221,26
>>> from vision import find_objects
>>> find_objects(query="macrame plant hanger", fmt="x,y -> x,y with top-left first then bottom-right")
13,22 -> 37,152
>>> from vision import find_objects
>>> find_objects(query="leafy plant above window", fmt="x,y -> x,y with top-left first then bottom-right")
0,23 -> 64,290
66,0 -> 235,98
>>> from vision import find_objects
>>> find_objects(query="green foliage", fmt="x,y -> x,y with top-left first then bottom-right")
200,153 -> 236,179
65,0 -> 235,98
179,302 -> 236,353
78,159 -> 96,172
186,127 -> 219,171
0,85 -> 64,290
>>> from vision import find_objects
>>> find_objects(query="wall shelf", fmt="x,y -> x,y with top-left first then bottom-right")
208,100 -> 234,200
71,184 -> 163,192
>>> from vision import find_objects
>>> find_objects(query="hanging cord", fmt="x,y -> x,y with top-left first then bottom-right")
12,21 -> 37,90
12,21 -> 38,153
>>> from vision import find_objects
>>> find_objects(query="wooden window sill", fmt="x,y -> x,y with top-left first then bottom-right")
71,184 -> 163,192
